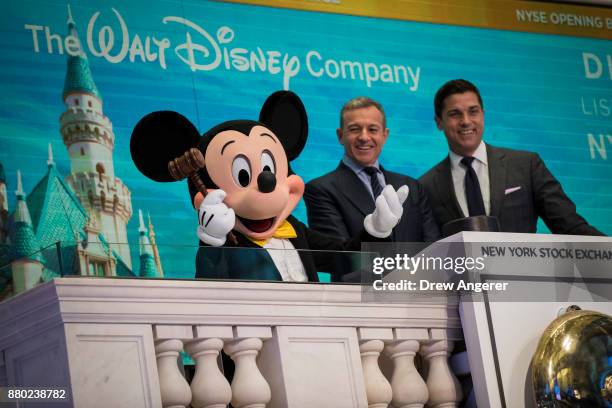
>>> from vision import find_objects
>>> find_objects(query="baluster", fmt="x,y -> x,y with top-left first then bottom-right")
154,325 -> 193,408
360,339 -> 392,408
385,340 -> 428,408
186,337 -> 232,408
420,340 -> 462,408
224,327 -> 271,408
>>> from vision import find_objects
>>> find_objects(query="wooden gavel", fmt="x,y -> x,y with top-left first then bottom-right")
168,148 -> 207,196
168,148 -> 238,245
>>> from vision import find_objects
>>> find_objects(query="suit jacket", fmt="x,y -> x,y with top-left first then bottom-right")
195,215 -> 383,281
419,144 -> 604,236
304,162 -> 440,242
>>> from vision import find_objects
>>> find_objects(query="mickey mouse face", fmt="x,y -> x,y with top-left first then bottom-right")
204,125 -> 304,239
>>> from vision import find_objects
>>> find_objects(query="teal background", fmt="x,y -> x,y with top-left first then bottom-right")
0,0 -> 610,278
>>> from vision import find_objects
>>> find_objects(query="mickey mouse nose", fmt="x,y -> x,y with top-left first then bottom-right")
257,171 -> 276,193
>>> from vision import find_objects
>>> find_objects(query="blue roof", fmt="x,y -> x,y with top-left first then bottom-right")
139,253 -> 159,278
27,165 -> 88,248
63,54 -> 101,99
9,221 -> 45,264
62,11 -> 100,99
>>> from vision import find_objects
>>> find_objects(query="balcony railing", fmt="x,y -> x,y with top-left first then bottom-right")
0,244 -> 464,408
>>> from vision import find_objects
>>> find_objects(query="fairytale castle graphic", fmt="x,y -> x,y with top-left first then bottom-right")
0,7 -> 163,297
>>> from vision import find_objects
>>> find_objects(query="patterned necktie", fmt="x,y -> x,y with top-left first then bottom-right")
460,156 -> 486,216
364,166 -> 384,199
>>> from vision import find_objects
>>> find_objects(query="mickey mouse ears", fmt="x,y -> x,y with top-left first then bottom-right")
259,90 -> 308,161
130,111 -> 200,182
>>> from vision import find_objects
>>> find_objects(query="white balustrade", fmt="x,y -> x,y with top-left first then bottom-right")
420,340 -> 463,408
0,278 -> 462,408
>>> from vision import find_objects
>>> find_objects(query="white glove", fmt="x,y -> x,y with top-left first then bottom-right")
197,190 -> 235,247
363,185 -> 409,238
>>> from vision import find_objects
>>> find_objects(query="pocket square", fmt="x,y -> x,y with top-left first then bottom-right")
504,186 -> 521,195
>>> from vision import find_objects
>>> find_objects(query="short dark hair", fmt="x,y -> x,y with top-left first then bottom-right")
434,79 -> 484,118
340,97 -> 386,128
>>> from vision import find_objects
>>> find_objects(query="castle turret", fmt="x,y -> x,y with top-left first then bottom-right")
138,210 -> 159,278
9,171 -> 45,294
60,5 -> 132,267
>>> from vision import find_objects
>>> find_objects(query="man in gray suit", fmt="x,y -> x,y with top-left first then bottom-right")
305,97 -> 439,242
419,79 -> 604,236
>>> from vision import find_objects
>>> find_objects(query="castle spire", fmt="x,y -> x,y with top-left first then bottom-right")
63,5 -> 100,99
147,212 -> 164,277
47,143 -> 55,167
14,170 -> 32,225
138,209 -> 147,234
9,170 -> 44,265
138,209 -> 158,278
67,4 -> 75,26
16,170 -> 25,201
14,170 -> 33,225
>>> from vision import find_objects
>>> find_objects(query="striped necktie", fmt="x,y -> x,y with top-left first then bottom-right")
364,166 -> 384,199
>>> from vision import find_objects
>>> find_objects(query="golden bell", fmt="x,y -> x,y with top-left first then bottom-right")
531,309 -> 612,407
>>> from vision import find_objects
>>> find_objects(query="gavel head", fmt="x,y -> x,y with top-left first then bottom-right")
167,148 -> 205,182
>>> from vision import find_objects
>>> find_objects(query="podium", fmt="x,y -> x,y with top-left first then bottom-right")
437,231 -> 612,408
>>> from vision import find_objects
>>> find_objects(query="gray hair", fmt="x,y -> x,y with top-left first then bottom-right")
339,97 -> 386,128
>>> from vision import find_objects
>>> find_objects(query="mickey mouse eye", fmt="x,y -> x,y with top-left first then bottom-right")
232,155 -> 251,187
261,150 -> 276,174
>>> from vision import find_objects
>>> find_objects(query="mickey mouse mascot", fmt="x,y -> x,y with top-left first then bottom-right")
130,91 -> 408,281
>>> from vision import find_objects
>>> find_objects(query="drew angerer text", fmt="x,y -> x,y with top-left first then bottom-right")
372,279 -> 509,292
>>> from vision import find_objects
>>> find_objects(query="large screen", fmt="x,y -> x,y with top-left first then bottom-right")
1,0 -> 610,279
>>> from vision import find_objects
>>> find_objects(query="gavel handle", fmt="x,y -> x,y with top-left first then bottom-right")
189,172 -> 208,198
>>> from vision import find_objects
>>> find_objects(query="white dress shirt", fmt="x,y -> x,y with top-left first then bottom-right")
264,238 -> 308,282
449,141 -> 491,217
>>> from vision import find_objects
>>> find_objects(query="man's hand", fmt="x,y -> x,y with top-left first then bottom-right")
197,190 -> 235,246
364,185 -> 409,238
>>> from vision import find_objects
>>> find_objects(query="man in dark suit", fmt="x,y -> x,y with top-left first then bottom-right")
419,79 -> 604,236
304,97 -> 440,242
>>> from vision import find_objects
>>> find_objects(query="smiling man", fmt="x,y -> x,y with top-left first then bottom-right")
304,97 -> 439,245
420,79 -> 604,236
